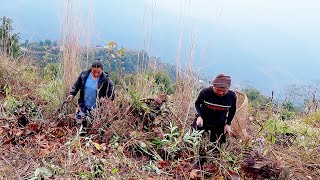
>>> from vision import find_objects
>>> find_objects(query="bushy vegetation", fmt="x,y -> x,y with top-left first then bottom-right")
238,87 -> 320,179
242,87 -> 272,109
1,16 -> 319,180
2,53 -> 319,179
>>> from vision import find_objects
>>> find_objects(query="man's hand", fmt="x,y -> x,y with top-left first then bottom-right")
224,124 -> 232,135
66,95 -> 74,102
196,116 -> 203,127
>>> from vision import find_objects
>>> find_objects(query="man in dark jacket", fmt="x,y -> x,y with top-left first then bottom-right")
66,60 -> 115,119
193,74 -> 237,166
194,74 -> 237,144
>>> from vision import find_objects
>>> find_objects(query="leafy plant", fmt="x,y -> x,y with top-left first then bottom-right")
142,161 -> 162,174
129,90 -> 150,113
183,128 -> 204,152
0,16 -> 21,58
151,137 -> 163,148
37,79 -> 63,111
43,63 -> 62,81
30,167 -> 53,180
22,66 -> 42,84
263,119 -> 289,145
162,122 -> 180,156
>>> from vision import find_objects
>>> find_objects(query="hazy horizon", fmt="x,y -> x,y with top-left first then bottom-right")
1,0 -> 319,95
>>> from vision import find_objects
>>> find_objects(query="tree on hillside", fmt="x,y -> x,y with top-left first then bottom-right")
44,39 -> 52,47
243,87 -> 272,109
0,16 -> 20,57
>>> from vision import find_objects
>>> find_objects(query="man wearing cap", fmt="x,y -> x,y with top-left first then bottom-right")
194,74 -> 237,144
66,60 -> 115,131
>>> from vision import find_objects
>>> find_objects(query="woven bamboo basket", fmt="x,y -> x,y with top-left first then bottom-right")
231,90 -> 249,138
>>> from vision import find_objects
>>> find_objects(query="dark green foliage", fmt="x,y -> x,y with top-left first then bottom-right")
243,87 -> 272,109
24,39 -> 58,51
153,71 -> 174,94
278,101 -> 298,120
98,48 -> 176,82
94,49 -> 176,92
44,39 -> 52,46
19,38 -> 177,86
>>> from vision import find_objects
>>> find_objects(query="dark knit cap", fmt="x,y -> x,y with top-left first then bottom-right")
213,74 -> 231,88
92,60 -> 103,69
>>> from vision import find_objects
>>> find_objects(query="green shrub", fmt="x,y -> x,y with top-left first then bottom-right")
263,119 -> 289,144
43,63 -> 62,81
4,96 -> 42,119
154,71 -> 174,94
243,87 -> 271,109
37,80 -> 63,113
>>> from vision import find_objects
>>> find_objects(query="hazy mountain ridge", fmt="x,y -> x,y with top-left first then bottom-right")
1,0 -> 319,94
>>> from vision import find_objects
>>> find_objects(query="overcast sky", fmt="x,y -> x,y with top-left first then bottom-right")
1,0 -> 319,92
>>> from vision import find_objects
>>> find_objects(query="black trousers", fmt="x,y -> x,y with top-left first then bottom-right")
191,119 -> 226,144
192,121 -> 226,166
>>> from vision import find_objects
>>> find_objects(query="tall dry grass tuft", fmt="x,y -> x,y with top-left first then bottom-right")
134,0 -> 199,135
60,0 -> 84,99
172,1 -> 198,134
173,39 -> 198,135
84,4 -> 96,68
134,0 -> 158,97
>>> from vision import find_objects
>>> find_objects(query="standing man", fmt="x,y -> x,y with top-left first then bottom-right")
194,74 -> 237,145
66,60 -> 115,124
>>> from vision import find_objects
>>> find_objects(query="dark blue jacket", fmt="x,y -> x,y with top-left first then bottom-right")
70,69 -> 115,108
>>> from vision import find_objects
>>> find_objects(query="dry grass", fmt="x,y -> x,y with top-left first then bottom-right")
0,55 -> 45,103
244,105 -> 320,179
0,2 -> 274,178
60,0 -> 83,99
4,48 -> 315,179
3,1 -> 318,179
274,145 -> 320,179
